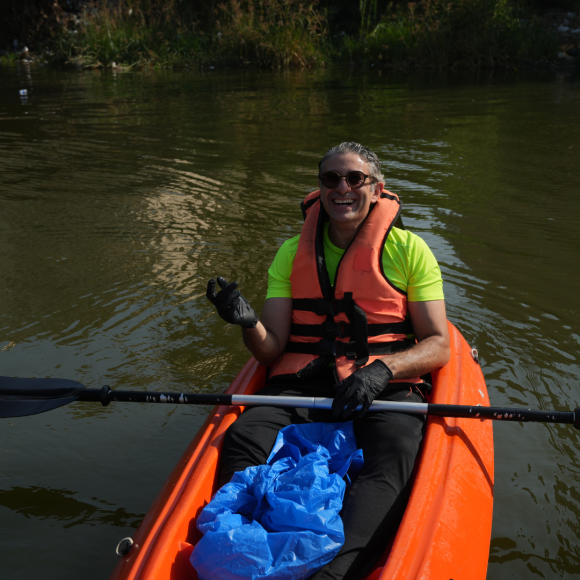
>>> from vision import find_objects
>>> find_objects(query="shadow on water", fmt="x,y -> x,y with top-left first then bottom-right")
0,486 -> 143,528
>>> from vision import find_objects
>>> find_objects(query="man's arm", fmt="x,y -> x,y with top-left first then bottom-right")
242,297 -> 293,366
381,299 -> 450,379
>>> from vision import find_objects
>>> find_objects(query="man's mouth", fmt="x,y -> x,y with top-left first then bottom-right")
333,199 -> 355,206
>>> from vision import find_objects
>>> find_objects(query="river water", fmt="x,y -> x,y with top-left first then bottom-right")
0,64 -> 579,579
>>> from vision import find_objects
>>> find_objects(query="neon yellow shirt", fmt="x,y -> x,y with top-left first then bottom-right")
267,224 -> 444,302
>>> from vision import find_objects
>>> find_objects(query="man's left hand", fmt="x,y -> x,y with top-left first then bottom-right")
332,360 -> 394,419
206,277 -> 259,328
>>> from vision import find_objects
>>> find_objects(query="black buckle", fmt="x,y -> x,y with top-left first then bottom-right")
315,298 -> 346,317
318,339 -> 337,357
322,320 -> 347,340
317,340 -> 359,358
345,342 -> 357,360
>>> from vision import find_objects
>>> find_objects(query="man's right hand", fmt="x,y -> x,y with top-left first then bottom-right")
206,277 -> 259,329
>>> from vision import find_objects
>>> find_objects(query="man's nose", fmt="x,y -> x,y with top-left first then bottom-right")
336,177 -> 351,193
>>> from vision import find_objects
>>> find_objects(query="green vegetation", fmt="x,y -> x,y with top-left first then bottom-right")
48,0 -> 328,69
51,0 -> 205,69
2,0 -> 574,70
345,0 -> 562,69
0,51 -> 18,66
213,0 -> 328,67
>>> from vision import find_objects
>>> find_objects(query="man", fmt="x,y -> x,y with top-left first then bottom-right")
206,142 -> 450,580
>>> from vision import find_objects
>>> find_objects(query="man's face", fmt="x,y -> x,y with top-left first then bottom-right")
318,153 -> 383,227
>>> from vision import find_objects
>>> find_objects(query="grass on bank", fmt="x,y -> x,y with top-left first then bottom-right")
47,0 -> 563,70
214,0 -> 328,67
51,0 -> 205,69
52,0 -> 328,69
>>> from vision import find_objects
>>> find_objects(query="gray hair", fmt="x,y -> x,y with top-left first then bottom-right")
318,142 -> 384,183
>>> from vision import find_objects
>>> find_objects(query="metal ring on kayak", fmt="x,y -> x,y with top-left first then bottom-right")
116,537 -> 134,557
471,348 -> 479,363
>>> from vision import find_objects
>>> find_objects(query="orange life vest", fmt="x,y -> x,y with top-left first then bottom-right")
269,190 -> 422,383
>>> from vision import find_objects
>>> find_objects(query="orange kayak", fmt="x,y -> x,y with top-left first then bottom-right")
109,321 -> 494,580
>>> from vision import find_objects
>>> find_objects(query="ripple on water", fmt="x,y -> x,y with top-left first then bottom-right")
0,67 -> 579,580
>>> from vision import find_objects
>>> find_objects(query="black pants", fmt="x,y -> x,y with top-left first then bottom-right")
217,372 -> 426,580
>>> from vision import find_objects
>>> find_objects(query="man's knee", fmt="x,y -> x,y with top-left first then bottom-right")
218,412 -> 275,487
357,412 -> 424,452
223,410 -> 272,453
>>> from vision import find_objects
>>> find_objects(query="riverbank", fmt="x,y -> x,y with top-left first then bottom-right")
1,0 -> 579,71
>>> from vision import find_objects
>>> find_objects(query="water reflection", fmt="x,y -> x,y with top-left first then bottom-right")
0,65 -> 579,579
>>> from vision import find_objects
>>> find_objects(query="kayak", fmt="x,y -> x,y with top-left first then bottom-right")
109,321 -> 494,580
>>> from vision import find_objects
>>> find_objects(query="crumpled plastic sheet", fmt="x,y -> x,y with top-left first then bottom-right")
190,421 -> 364,580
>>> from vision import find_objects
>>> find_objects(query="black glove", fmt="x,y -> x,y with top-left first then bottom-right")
206,277 -> 259,329
332,359 -> 394,419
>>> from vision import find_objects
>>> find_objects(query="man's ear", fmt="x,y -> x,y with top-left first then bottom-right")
372,181 -> 384,202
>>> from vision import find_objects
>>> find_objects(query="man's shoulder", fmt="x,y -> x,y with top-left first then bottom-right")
268,234 -> 301,297
386,227 -> 428,250
279,234 -> 301,255
271,234 -> 301,268
384,227 -> 440,275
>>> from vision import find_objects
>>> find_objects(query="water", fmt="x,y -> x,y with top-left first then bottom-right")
0,64 -> 579,579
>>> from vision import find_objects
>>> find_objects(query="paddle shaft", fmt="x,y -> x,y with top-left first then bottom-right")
78,388 -> 580,427
1,375 -> 578,425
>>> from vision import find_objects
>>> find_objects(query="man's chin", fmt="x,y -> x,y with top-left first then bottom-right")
328,208 -> 361,223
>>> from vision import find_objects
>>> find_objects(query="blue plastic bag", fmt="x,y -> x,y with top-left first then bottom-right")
190,422 -> 364,580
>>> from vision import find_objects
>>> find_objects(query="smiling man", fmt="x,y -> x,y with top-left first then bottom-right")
206,142 -> 450,580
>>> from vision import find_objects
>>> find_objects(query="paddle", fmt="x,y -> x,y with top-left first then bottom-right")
1,375 -> 579,426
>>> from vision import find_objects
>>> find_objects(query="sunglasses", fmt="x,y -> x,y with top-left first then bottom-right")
319,170 -> 375,189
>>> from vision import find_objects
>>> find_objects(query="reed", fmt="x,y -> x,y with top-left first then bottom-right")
213,0 -> 328,67
52,0 -> 205,68
52,0 -> 327,69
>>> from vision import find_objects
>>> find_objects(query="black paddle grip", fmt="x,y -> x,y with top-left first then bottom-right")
80,389 -> 235,406
101,386 -> 111,407
427,403 -> 577,426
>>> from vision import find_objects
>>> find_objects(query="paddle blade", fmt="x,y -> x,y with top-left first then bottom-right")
0,376 -> 85,418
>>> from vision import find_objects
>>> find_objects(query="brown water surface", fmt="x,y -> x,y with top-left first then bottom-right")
1,65 -> 579,579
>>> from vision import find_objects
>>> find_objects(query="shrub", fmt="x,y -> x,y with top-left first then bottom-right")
349,0 -> 560,69
214,0 -> 328,67
53,0 -> 204,68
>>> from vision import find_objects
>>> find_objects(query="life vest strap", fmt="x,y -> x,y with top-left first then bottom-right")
284,338 -> 415,359
291,295 -> 413,367
352,300 -> 370,366
290,320 -> 414,339
292,298 -> 349,317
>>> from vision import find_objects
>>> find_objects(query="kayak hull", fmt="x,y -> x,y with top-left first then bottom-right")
377,322 -> 494,579
110,322 -> 493,580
